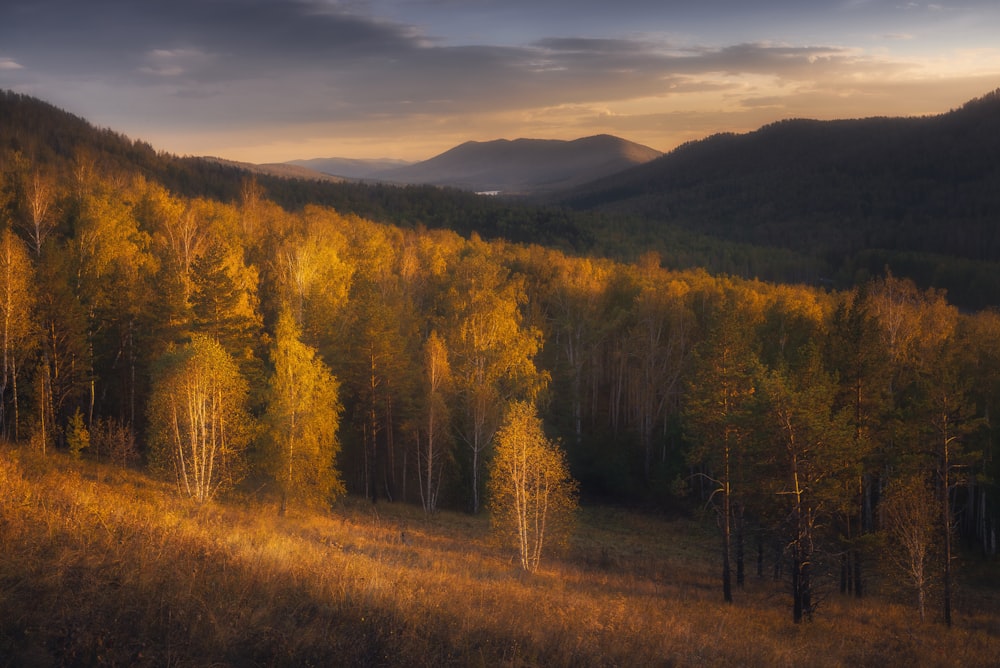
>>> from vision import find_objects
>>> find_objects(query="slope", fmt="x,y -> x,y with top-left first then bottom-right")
557,91 -> 1000,293
0,89 -> 597,252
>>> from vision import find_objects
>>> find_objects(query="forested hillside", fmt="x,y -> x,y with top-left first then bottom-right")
0,90 -> 845,287
556,90 -> 1000,308
1,90 -> 998,625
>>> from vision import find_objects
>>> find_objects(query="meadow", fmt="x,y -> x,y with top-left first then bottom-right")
1,445 -> 998,667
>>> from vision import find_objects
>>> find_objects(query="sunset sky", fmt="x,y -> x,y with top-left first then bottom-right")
2,0 -> 999,162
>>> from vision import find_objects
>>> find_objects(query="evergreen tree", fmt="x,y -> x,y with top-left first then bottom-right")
684,292 -> 761,602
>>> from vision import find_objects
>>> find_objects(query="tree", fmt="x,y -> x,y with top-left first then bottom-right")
262,309 -> 344,514
546,255 -> 610,448
71,175 -> 156,426
446,239 -> 545,513
337,221 -> 415,503
626,260 -> 693,482
881,474 -> 939,622
756,349 -> 853,623
417,331 -> 453,513
190,240 -> 262,361
148,335 -> 253,503
32,243 -> 90,454
0,229 -> 37,440
274,226 -> 352,341
912,336 -> 981,627
488,401 -> 578,573
20,168 -> 59,257
140,184 -> 202,311
684,293 -> 760,603
826,287 -> 890,598
66,407 -> 90,459
955,310 -> 1000,557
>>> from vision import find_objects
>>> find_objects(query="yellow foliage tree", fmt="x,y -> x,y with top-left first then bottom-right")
488,401 -> 577,573
263,309 -> 344,514
446,239 -> 545,513
148,335 -> 253,502
0,229 -> 36,440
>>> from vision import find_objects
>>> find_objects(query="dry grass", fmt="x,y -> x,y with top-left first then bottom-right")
1,445 -> 998,667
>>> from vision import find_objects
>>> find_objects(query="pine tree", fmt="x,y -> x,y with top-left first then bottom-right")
684,293 -> 760,603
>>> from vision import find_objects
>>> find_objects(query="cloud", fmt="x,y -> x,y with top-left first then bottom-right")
137,49 -> 213,78
3,0 -> 998,160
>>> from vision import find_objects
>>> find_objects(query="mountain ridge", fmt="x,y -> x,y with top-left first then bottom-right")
371,134 -> 662,193
556,90 -> 1000,271
5,87 -> 1000,306
286,157 -> 413,180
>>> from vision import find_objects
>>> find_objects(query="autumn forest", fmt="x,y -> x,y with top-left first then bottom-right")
1,90 -> 999,664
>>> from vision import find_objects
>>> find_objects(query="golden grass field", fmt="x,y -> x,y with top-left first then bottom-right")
1,445 -> 998,666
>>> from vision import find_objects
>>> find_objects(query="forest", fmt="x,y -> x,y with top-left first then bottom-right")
556,89 -> 1000,310
0,89 -> 998,635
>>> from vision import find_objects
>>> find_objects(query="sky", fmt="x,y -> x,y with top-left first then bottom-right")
2,0 -> 999,162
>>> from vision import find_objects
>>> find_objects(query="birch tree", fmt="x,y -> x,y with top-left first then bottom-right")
882,475 -> 938,622
446,238 -> 545,513
488,401 -> 578,573
417,331 -> 453,513
626,264 -> 693,481
913,336 -> 981,627
0,229 -> 36,439
262,309 -> 344,514
21,168 -> 58,257
148,335 -> 253,503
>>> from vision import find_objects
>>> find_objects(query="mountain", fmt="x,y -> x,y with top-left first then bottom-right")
372,135 -> 662,194
0,89 -> 597,251
6,87 -> 1000,307
554,89 -> 1000,305
287,157 -> 412,180
561,91 -> 1000,260
205,157 -> 345,182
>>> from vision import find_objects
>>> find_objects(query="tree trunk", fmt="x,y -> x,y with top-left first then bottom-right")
722,444 -> 733,603
853,550 -> 863,598
735,506 -> 745,589
792,553 -> 803,624
942,437 -> 953,628
841,552 -> 849,595
11,357 -> 18,442
756,531 -> 764,578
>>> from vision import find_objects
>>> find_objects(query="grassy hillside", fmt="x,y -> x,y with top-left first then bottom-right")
2,446 -> 998,666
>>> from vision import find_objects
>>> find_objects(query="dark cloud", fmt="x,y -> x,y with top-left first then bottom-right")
3,0 -> 889,124
1,0 -> 425,81
1,0 -> 995,159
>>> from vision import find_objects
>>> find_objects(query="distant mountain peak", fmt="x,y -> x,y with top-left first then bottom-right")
285,156 -> 413,180
370,134 -> 661,194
